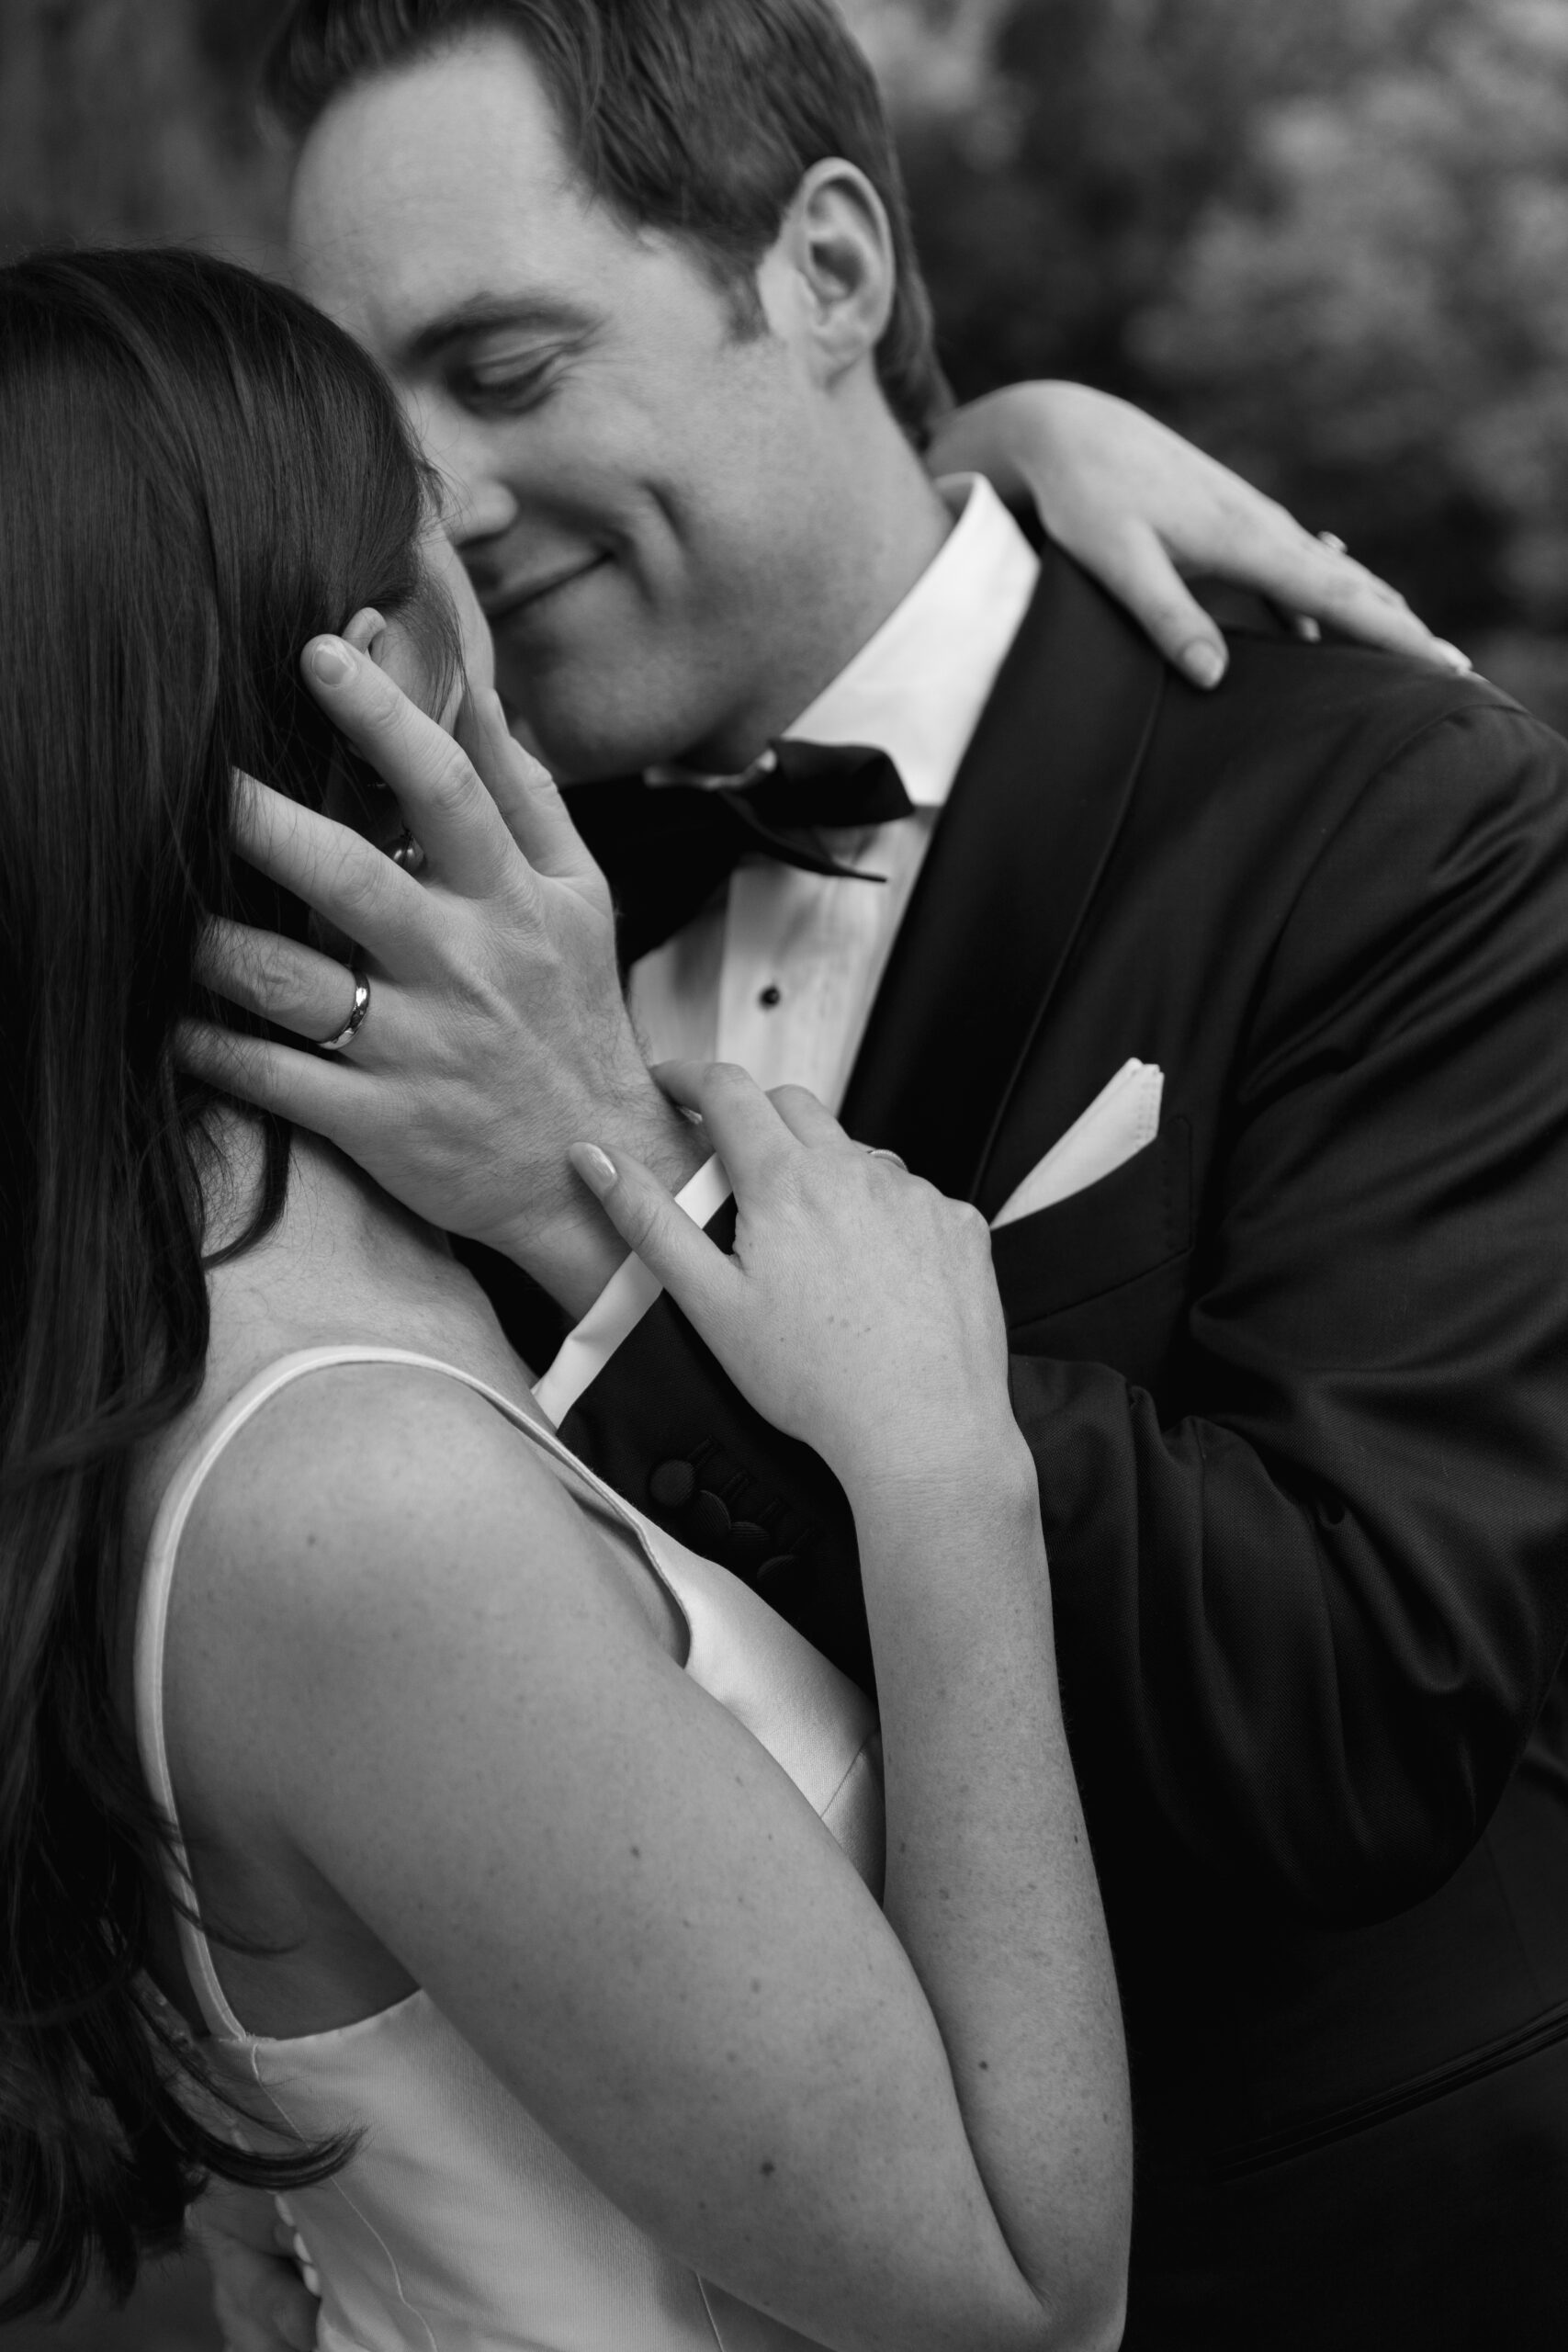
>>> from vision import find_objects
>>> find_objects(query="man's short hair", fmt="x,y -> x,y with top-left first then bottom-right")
265,0 -> 947,444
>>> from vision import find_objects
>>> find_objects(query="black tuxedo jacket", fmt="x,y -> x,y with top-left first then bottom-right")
555,549 -> 1568,2344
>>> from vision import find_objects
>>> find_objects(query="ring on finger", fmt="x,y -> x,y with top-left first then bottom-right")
389,827 -> 426,877
1317,530 -> 1349,557
316,969 -> 370,1054
863,1146 -> 907,1170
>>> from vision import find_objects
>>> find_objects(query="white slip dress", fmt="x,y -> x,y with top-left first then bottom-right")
134,1346 -> 886,2352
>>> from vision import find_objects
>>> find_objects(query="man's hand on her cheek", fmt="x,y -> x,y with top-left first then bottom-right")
181,639 -> 705,1320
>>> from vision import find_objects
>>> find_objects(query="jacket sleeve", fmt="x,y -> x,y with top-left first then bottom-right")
1019,703 -> 1568,1920
566,704 -> 1568,1922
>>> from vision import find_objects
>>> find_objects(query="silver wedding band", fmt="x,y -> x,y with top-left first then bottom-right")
863,1146 -> 907,1170
316,970 -> 371,1054
390,829 -> 426,877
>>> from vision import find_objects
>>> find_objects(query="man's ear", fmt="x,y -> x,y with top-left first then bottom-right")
764,159 -> 897,385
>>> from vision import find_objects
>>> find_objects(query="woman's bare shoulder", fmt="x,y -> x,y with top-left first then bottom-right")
169,1358 -> 614,1646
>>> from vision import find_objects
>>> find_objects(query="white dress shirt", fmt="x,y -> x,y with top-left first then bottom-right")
629,474 -> 1041,1106
534,476 -> 1040,1424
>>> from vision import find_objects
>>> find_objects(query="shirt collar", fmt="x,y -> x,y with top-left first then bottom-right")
780,473 -> 1039,809
646,475 -> 1039,807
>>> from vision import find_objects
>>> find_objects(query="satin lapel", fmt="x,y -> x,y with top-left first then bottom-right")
839,548 -> 1165,1207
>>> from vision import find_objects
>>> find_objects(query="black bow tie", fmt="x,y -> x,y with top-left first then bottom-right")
562,741 -> 916,964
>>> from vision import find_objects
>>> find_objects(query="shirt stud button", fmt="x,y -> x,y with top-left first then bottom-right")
649,1460 -> 696,1510
688,1489 -> 734,1551
758,984 -> 783,1009
728,1521 -> 771,1572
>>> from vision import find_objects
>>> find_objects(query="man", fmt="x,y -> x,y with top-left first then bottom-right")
203,2 -> 1568,2344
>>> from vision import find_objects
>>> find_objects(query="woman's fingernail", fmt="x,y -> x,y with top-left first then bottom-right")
310,638 -> 355,686
569,1142 -> 618,1198
1433,639 -> 1473,673
1183,640 -> 1227,689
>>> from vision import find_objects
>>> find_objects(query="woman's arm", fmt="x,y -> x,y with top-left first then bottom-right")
930,380 -> 1469,688
183,1092 -> 1128,2352
574,1066 -> 1131,2333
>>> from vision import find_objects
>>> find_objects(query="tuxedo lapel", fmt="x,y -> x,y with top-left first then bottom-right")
838,547 -> 1166,1208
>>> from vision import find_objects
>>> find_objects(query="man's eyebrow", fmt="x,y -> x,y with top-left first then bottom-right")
404,294 -> 593,364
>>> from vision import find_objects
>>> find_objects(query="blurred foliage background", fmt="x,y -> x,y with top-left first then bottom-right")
865,0 -> 1568,720
6,0 -> 1567,717
2,0 -> 1566,2343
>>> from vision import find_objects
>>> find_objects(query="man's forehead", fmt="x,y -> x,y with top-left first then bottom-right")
286,32 -> 606,354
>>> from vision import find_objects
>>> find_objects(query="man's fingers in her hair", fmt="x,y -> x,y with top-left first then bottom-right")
457,688 -> 590,879
1093,523 -> 1230,689
570,1143 -> 738,1310
300,637 -> 518,899
649,1060 -> 799,1178
197,919 -> 365,1049
231,774 -> 425,952
175,1019 -> 370,1138
765,1083 -> 852,1150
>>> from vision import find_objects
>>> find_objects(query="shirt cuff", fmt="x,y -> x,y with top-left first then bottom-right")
531,1154 -> 735,1428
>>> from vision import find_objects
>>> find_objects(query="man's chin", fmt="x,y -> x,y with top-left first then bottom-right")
497,679 -> 714,786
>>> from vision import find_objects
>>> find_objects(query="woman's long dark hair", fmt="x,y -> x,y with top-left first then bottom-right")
0,247 -> 456,2318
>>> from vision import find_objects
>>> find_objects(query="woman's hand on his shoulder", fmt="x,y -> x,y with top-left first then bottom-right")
927,380 -> 1472,691
570,1064 -> 1014,1499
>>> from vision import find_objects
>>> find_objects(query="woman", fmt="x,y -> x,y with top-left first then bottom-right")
0,241 -> 1450,2352
0,245 -> 1128,2351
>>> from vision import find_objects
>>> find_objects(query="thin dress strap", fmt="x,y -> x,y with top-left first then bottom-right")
134,1343 -> 671,2043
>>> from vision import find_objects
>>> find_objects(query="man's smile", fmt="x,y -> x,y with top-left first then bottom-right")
479,553 -> 612,628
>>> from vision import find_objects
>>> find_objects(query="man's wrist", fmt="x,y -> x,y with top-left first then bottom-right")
490,1087 -> 709,1319
496,1199 -> 631,1324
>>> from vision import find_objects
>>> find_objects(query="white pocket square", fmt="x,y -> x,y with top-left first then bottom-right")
990,1060 -> 1165,1230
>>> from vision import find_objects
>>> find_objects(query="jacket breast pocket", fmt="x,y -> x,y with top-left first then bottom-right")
989,1114 -> 1193,1327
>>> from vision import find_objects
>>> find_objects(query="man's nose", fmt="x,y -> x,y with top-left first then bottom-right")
399,391 -> 520,548
446,462 -> 521,550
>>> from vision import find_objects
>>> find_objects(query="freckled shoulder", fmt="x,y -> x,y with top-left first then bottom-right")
170,1360 -> 616,1646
